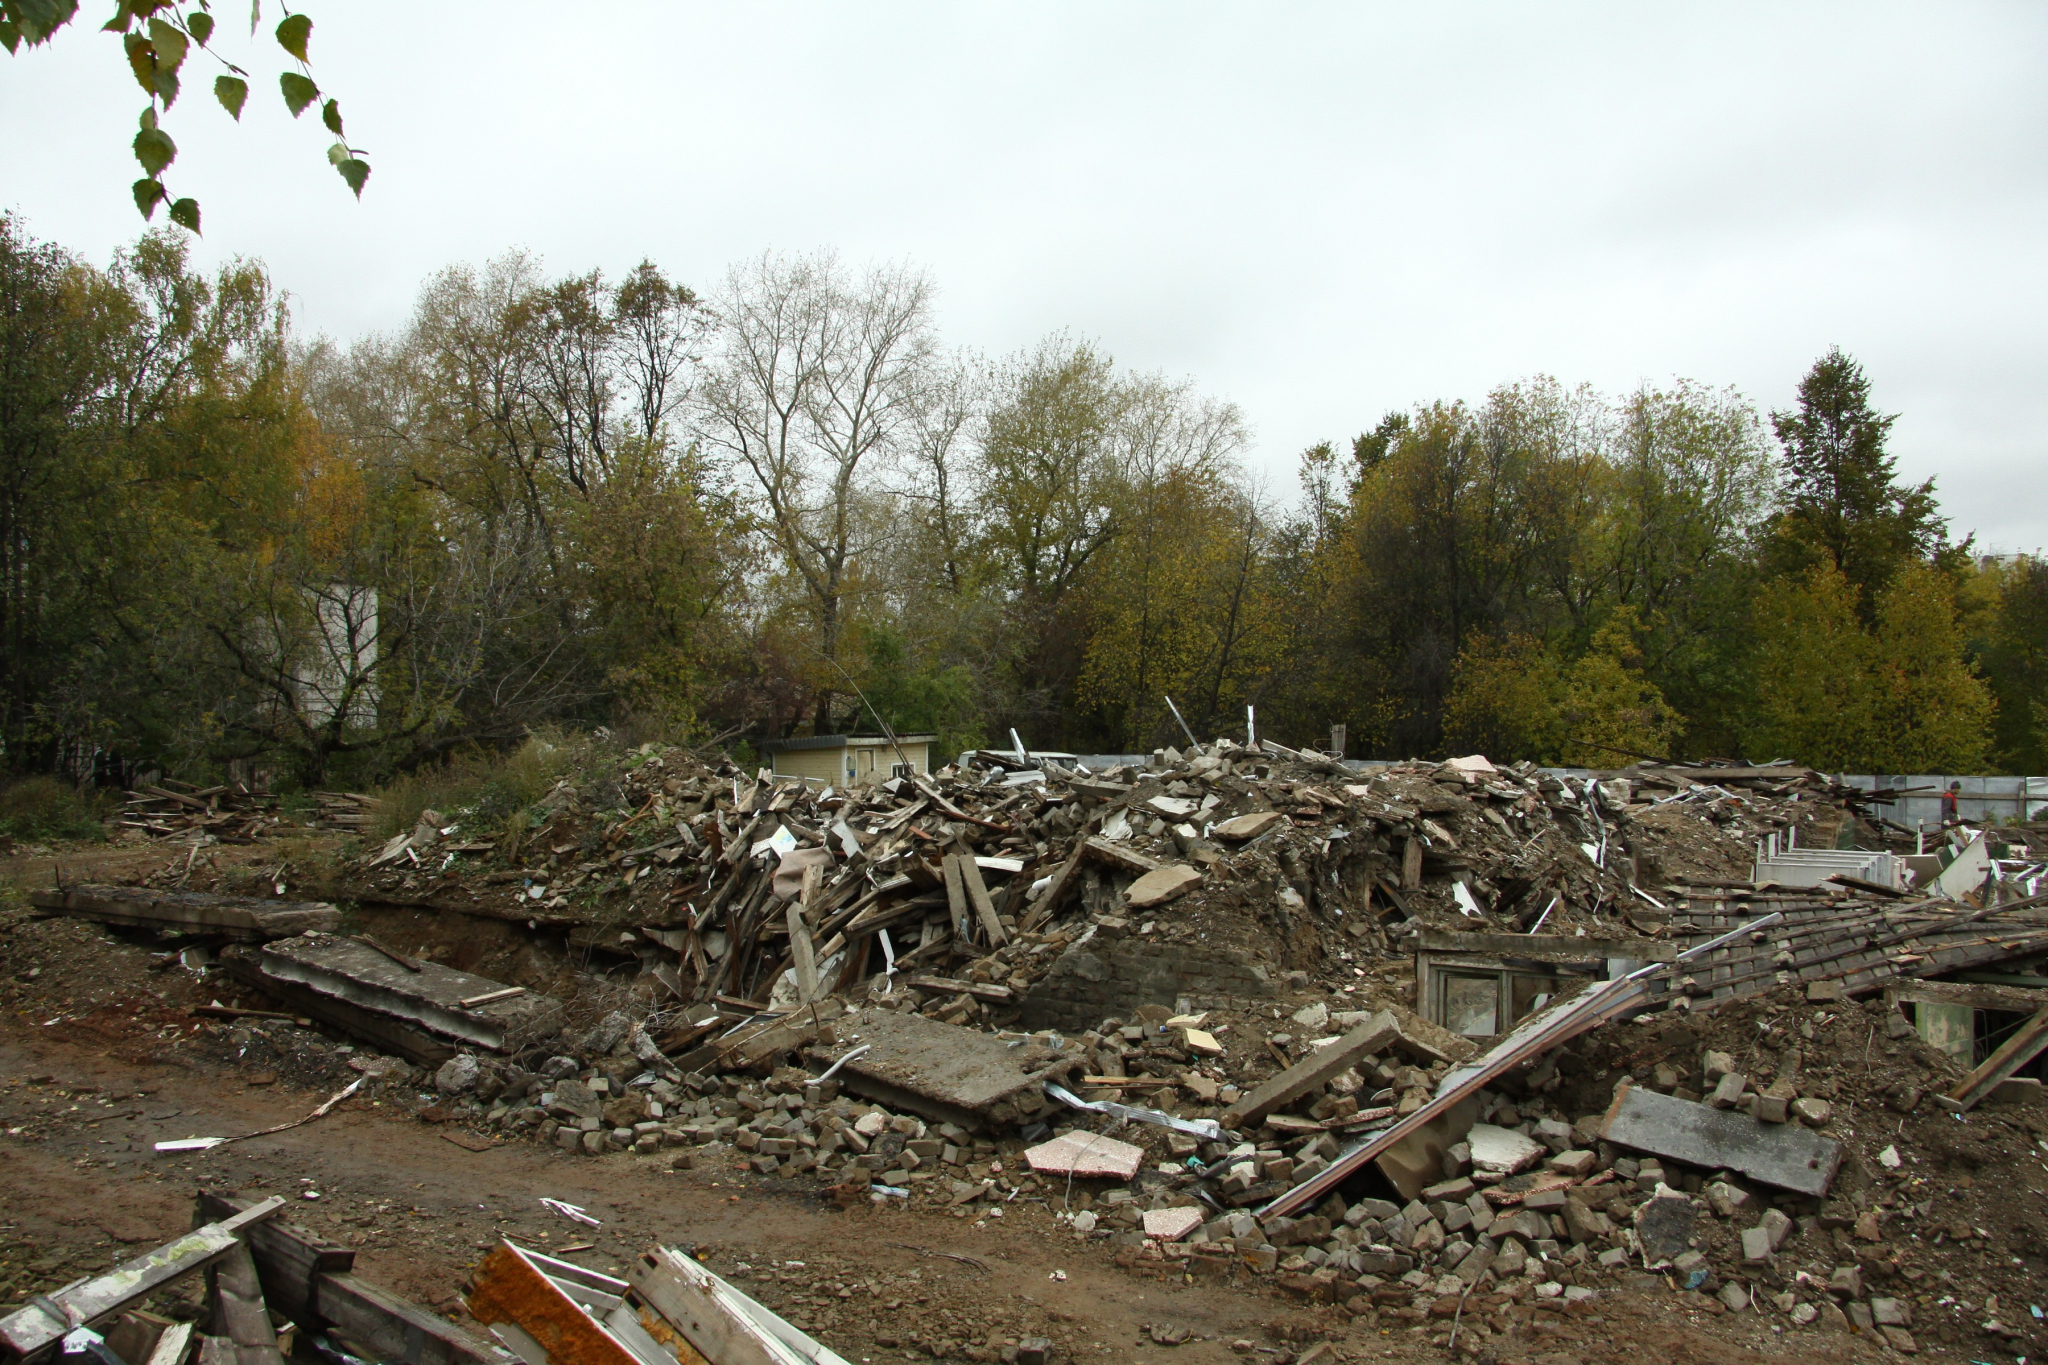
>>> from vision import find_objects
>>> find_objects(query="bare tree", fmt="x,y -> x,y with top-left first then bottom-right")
696,251 -> 937,729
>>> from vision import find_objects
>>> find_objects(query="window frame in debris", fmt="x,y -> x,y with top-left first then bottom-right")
1416,950 -> 1602,1040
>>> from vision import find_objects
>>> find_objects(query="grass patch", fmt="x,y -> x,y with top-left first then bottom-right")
372,731 -> 592,848
0,776 -> 109,843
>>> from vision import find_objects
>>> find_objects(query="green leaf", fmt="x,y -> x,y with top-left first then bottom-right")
326,140 -> 349,165
273,10 -> 309,60
320,97 -> 342,136
139,104 -> 157,131
279,70 -> 318,116
335,157 -> 369,199
122,31 -> 155,93
132,125 -> 176,176
132,177 -> 166,219
0,20 -> 17,53
214,74 -> 247,119
13,0 -> 78,44
168,197 -> 201,233
153,63 -> 179,106
147,16 -> 185,70
186,10 -> 212,44
102,2 -> 136,34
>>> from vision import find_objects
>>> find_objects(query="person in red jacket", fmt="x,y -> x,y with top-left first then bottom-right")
1940,781 -> 1962,825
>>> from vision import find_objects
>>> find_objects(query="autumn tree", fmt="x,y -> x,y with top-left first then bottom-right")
696,252 -> 937,732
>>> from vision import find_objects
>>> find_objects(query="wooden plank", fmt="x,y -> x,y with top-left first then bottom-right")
785,903 -> 819,1006
1020,843 -> 1087,933
957,856 -> 1008,948
208,1243 -> 284,1365
1401,837 -> 1423,890
1598,1084 -> 1841,1196
144,1321 -> 195,1365
1944,1007 -> 2048,1112
318,1273 -> 516,1365
627,1247 -> 847,1365
0,1199 -> 284,1358
1222,1012 -> 1398,1130
1416,929 -> 1676,962
1888,978 -> 2048,1014
941,854 -> 970,940
193,1192 -> 354,1321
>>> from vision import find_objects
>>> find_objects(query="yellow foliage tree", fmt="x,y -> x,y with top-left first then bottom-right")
1443,634 -> 1564,763
1556,608 -> 1684,767
1748,561 -> 1992,771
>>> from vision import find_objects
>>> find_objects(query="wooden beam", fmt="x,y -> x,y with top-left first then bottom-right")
1416,929 -> 1677,963
1944,1006 -> 2048,1112
1886,978 -> 2048,1014
957,857 -> 1008,948
314,1274 -> 515,1365
626,1247 -> 807,1365
785,903 -> 819,1005
193,1192 -> 354,1321
942,854 -> 970,939
0,1199 -> 283,1358
208,1242 -> 284,1365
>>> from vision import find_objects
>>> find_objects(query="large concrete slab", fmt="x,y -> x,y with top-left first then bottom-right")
1599,1084 -> 1842,1196
31,885 -> 339,941
241,932 -> 561,1055
806,1006 -> 1081,1131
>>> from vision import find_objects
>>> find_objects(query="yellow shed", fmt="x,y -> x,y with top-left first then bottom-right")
763,734 -> 936,787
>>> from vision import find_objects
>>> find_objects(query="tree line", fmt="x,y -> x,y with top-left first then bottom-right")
2,217 -> 2042,789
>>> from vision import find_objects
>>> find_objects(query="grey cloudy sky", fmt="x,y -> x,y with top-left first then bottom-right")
7,3 -> 2045,548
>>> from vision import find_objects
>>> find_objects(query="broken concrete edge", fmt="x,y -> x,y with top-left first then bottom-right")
802,1005 -> 1080,1132
1597,1083 -> 1843,1198
29,885 -> 341,941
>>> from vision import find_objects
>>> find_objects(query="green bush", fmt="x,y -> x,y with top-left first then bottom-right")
372,731 -> 589,846
0,776 -> 108,842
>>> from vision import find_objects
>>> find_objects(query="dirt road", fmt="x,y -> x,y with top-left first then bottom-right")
0,1024 -> 1878,1365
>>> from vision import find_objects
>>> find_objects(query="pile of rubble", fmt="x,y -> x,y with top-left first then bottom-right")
23,734 -> 2048,1361
115,784 -> 385,842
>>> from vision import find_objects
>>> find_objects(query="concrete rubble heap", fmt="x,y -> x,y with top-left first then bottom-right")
20,736 -> 2048,1361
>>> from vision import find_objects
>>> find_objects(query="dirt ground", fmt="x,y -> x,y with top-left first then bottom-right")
0,837 -> 1916,1365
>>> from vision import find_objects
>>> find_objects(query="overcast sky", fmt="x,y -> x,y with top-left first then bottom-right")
6,3 -> 2045,549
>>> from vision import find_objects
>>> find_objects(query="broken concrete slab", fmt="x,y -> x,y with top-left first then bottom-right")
30,885 -> 340,941
1466,1123 -> 1545,1176
1222,1011 -> 1396,1130
1142,1207 -> 1204,1242
1374,1095 -> 1481,1202
228,933 -> 562,1061
805,1005 -> 1080,1131
1209,811 -> 1285,841
1124,864 -> 1201,908
1599,1083 -> 1842,1197
1024,1131 -> 1144,1181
